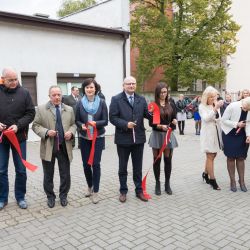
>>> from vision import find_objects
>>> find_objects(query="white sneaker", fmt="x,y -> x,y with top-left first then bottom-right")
92,192 -> 99,204
85,187 -> 92,197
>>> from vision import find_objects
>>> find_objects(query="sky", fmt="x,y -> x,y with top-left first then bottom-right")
0,0 -> 104,18
0,0 -> 63,18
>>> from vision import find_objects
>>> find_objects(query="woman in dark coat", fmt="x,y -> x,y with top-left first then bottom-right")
75,78 -> 108,204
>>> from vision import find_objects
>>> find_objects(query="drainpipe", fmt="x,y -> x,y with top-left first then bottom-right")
122,34 -> 129,79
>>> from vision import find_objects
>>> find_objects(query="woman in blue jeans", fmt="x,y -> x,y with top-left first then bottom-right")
75,78 -> 108,204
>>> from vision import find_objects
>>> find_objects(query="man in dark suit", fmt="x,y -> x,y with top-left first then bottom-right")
109,76 -> 152,203
63,86 -> 81,148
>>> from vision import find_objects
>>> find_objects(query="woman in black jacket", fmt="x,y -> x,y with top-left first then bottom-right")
75,78 -> 108,204
176,94 -> 187,135
148,82 -> 178,195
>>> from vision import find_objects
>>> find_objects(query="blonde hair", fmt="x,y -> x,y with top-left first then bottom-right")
201,86 -> 218,106
242,96 -> 250,111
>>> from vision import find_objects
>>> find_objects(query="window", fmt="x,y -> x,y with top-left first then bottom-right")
57,73 -> 95,96
21,72 -> 38,106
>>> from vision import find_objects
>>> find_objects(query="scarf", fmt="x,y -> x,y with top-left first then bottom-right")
81,95 -> 100,115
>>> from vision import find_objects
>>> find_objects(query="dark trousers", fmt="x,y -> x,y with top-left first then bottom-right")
42,143 -> 70,200
117,143 -> 144,195
80,137 -> 104,193
0,141 -> 27,202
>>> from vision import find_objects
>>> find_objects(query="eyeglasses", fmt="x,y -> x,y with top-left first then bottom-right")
5,78 -> 18,82
124,82 -> 136,86
160,91 -> 168,94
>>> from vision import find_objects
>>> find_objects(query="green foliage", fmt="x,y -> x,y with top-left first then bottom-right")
57,0 -> 96,17
131,0 -> 240,91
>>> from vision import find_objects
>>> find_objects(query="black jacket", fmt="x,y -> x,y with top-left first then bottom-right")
0,84 -> 35,142
176,99 -> 187,113
149,102 -> 177,131
109,91 -> 151,145
75,98 -> 108,137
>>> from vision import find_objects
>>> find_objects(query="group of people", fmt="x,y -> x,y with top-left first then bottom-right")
0,67 -> 249,211
199,86 -> 250,191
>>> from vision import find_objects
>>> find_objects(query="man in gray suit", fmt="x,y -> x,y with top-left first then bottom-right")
63,86 -> 81,148
32,86 -> 76,208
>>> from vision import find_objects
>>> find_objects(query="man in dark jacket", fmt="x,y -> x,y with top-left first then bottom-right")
0,68 -> 35,210
63,86 -> 81,148
109,76 -> 152,203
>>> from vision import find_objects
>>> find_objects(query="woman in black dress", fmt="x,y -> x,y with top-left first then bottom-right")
221,97 -> 250,192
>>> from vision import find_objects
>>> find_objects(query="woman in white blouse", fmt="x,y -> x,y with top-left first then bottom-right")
199,86 -> 224,190
221,97 -> 250,192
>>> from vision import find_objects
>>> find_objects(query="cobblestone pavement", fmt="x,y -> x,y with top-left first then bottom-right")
1,120 -> 250,250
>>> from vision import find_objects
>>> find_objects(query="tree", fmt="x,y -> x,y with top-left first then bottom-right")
130,0 -> 240,91
57,0 -> 97,17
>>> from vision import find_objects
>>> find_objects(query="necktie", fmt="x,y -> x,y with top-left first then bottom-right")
129,96 -> 134,107
55,105 -> 64,144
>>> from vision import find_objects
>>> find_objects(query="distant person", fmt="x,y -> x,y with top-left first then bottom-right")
220,93 -> 232,116
63,86 -> 81,148
75,79 -> 108,204
109,76 -> 152,203
192,96 -> 201,135
96,83 -> 106,100
32,86 -> 76,208
238,89 -> 250,101
221,97 -> 250,192
0,68 -> 35,210
176,94 -> 187,135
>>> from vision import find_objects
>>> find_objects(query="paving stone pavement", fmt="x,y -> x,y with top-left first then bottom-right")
1,120 -> 250,250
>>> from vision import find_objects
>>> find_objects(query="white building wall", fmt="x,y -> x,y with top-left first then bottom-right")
0,22 -> 125,140
226,1 -> 250,92
62,0 -> 131,77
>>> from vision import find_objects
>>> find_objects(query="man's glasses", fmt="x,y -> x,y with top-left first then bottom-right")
5,78 -> 18,83
125,82 -> 136,86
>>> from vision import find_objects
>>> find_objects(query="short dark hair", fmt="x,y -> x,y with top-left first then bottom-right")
71,86 -> 78,91
82,78 -> 98,95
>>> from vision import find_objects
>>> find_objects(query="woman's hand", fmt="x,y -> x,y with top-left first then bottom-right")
237,121 -> 246,128
172,119 -> 177,125
246,136 -> 250,144
88,121 -> 96,127
82,124 -> 87,131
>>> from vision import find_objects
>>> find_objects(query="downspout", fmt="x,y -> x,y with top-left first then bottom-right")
122,34 -> 129,79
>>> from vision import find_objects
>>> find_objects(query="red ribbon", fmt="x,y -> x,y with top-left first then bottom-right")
0,130 -> 38,172
86,122 -> 97,166
142,127 -> 172,199
148,102 -> 160,125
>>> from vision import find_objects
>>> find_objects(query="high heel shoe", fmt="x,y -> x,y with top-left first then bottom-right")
209,179 -> 221,190
202,172 -> 209,184
239,181 -> 248,192
230,182 -> 237,192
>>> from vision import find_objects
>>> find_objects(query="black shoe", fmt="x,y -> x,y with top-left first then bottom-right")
239,181 -> 248,192
202,172 -> 210,184
47,198 -> 55,208
155,181 -> 161,195
209,179 -> 221,190
165,182 -> 172,195
60,198 -> 68,207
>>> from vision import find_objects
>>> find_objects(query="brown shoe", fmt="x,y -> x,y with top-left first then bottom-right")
119,193 -> 126,203
136,192 -> 148,202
